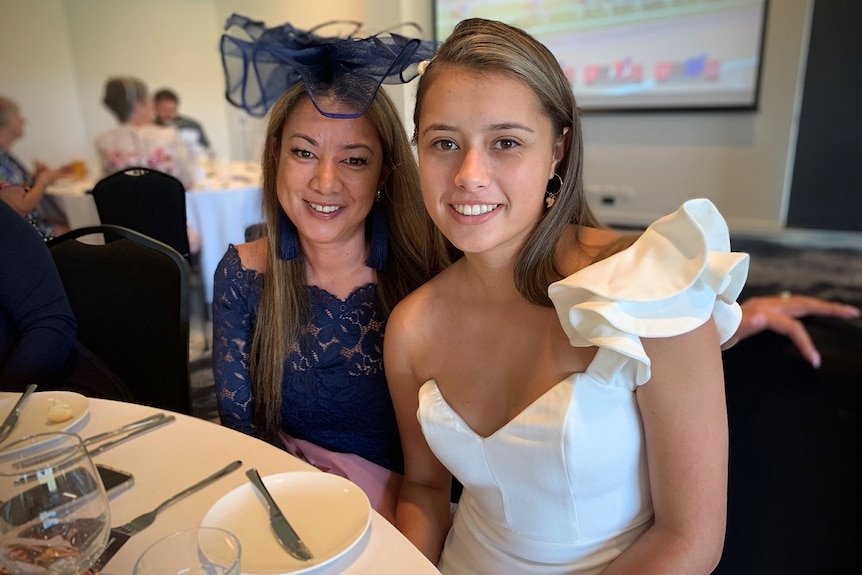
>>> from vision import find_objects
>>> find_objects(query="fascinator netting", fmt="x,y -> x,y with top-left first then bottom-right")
220,13 -> 438,119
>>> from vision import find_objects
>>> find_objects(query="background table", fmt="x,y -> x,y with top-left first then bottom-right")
47,163 -> 263,306
0,395 -> 441,575
185,163 -> 263,306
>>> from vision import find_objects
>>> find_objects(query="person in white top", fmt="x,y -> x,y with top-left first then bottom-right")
95,76 -> 199,252
385,18 -> 749,574
96,77 -> 196,190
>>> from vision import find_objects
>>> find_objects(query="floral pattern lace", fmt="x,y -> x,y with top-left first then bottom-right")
212,245 -> 402,472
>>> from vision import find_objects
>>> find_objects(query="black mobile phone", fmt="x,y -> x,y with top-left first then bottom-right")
0,466 -> 102,526
96,464 -> 134,498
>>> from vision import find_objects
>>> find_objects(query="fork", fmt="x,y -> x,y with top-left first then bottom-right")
113,460 -> 242,536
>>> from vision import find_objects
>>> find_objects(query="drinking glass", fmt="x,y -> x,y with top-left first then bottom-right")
133,527 -> 241,575
0,432 -> 110,574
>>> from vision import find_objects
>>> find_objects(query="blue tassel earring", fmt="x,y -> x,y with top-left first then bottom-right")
278,209 -> 301,261
365,190 -> 389,270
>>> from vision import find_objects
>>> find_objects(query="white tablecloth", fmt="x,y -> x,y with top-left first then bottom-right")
185,164 -> 263,306
47,163 -> 264,306
0,395 -> 441,575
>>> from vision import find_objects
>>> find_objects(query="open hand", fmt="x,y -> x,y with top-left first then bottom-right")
723,293 -> 861,367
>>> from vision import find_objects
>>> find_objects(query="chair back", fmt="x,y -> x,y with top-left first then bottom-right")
92,167 -> 191,259
244,222 -> 267,242
48,225 -> 192,414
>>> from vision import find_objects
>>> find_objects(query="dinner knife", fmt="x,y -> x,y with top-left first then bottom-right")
246,468 -> 314,561
14,414 -> 176,472
82,412 -> 169,446
0,384 -> 37,443
87,414 -> 175,456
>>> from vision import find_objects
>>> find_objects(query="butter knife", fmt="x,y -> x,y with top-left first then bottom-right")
0,384 -> 37,443
246,468 -> 313,561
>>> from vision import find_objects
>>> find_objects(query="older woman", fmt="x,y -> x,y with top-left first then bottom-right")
96,76 -> 196,190
212,80 -> 449,521
0,96 -> 71,240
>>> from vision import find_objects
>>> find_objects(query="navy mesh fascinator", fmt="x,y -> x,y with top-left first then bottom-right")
220,14 -> 438,119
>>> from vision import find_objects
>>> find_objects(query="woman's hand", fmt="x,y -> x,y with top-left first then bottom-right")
32,161 -> 73,188
723,293 -> 861,367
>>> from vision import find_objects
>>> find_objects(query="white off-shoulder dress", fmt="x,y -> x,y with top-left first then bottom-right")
417,200 -> 750,575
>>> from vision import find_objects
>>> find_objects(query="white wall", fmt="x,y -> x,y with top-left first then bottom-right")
1,0 -> 87,167
580,0 -> 812,232
0,0 -> 811,233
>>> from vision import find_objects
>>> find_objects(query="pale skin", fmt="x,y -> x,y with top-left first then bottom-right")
235,97 -> 385,298
386,68 -> 727,572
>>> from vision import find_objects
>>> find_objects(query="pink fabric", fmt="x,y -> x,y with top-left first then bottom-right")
277,431 -> 402,524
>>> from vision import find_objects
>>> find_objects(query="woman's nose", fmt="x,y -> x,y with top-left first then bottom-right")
454,147 -> 490,191
312,160 -> 339,192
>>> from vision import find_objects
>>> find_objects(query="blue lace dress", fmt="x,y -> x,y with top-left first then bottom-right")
212,244 -> 403,473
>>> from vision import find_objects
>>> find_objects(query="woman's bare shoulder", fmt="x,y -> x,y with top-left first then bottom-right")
235,238 -> 268,273
391,262 -> 459,323
558,224 -> 640,273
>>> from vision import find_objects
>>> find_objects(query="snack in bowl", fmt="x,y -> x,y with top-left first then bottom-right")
47,398 -> 74,424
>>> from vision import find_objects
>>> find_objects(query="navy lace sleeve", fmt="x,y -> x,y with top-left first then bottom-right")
212,244 -> 262,438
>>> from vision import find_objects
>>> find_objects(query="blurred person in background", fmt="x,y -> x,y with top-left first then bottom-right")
97,77 -> 196,190
154,88 -> 211,152
0,96 -> 72,240
97,77 -> 200,252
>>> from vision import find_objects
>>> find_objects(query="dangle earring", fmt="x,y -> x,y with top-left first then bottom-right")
277,209 -> 301,261
366,189 -> 389,270
545,173 -> 563,208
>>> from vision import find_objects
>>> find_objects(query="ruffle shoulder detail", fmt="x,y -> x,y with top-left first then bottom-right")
548,199 -> 749,387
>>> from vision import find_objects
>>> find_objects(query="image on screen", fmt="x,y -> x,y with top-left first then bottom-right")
434,0 -> 769,112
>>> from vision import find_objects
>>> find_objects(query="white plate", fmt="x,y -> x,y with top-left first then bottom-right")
202,471 -> 371,575
0,391 -> 90,447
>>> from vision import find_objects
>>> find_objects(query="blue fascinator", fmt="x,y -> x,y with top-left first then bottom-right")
220,14 -> 438,119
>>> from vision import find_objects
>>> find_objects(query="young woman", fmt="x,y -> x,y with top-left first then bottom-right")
386,18 -> 749,574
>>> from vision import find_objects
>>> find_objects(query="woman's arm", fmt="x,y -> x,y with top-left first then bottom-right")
0,163 -> 72,215
0,206 -> 77,388
211,246 -> 259,436
601,319 -> 728,575
385,301 -> 453,563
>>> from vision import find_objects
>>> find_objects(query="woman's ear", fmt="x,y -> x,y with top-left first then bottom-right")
550,127 -> 570,177
269,137 -> 279,162
378,166 -> 392,192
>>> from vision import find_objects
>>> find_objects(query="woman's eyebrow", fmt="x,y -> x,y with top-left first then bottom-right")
420,123 -> 457,137
342,142 -> 375,154
420,122 -> 535,137
487,122 -> 534,133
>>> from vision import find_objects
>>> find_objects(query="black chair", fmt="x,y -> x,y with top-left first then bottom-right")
715,314 -> 862,575
91,167 -> 190,257
91,167 -> 208,348
47,225 -> 193,415
244,222 -> 267,242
